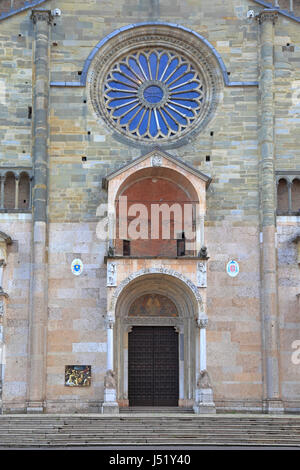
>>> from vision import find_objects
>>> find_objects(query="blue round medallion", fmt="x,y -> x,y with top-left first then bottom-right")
143,85 -> 164,104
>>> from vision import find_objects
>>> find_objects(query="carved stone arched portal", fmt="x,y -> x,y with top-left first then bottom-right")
112,270 -> 205,407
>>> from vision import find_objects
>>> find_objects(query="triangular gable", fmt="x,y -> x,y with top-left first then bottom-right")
103,148 -> 212,188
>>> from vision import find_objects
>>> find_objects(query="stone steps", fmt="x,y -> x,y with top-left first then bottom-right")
1,415 -> 300,447
120,407 -> 194,414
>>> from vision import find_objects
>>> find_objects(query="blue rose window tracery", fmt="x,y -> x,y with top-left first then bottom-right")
103,49 -> 205,141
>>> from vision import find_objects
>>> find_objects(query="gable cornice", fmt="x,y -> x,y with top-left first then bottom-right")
103,147 -> 212,188
252,1 -> 300,22
0,0 -> 48,21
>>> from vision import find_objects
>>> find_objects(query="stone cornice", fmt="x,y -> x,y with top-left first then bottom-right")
30,9 -> 53,24
256,9 -> 279,24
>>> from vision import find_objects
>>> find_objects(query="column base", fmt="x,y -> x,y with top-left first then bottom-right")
101,388 -> 119,414
101,402 -> 119,414
193,388 -> 216,414
26,401 -> 44,414
264,399 -> 284,414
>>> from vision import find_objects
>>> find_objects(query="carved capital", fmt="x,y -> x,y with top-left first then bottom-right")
197,316 -> 208,328
256,10 -> 278,25
31,9 -> 53,25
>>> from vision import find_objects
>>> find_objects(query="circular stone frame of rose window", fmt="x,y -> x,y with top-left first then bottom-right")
88,24 -> 223,150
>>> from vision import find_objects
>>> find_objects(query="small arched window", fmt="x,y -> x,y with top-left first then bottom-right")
4,172 -> 16,209
277,178 -> 289,213
291,178 -> 300,214
18,172 -> 30,210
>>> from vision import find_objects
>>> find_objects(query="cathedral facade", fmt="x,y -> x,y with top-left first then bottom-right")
0,0 -> 299,414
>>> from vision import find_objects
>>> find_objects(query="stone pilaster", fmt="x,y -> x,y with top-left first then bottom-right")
27,9 -> 52,414
257,10 -> 283,414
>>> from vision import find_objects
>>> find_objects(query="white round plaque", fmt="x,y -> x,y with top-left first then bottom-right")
226,260 -> 239,277
71,259 -> 83,276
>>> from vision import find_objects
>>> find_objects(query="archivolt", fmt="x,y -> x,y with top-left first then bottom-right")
110,267 -> 204,318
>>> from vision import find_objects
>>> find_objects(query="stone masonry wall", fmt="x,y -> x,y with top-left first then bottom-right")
0,215 -> 31,413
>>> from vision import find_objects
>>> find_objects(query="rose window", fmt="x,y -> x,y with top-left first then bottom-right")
89,26 -> 222,147
103,49 -> 205,142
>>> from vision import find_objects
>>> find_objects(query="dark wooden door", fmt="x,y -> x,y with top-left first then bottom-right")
128,326 -> 179,406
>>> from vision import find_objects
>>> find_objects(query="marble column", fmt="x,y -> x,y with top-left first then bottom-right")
0,176 -> 4,209
27,10 -> 52,414
14,175 -> 19,210
0,261 -> 4,294
194,317 -> 215,414
102,315 -> 119,414
287,181 -> 292,214
257,10 -> 283,414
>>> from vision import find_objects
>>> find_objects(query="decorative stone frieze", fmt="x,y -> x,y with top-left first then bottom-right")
197,262 -> 207,288
123,317 -> 183,327
107,261 -> 117,287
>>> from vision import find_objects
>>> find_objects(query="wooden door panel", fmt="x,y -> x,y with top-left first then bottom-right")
128,326 -> 179,406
